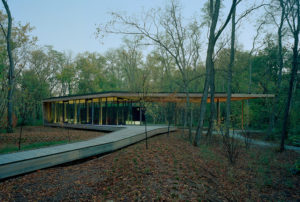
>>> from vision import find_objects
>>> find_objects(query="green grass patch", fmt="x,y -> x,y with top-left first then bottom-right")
0,140 -> 69,154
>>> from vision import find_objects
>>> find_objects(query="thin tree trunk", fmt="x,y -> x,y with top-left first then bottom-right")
280,17 -> 299,152
184,87 -> 192,142
194,0 -> 220,146
207,66 -> 216,138
168,120 -> 170,136
18,125 -> 23,150
2,0 -> 14,133
194,54 -> 212,146
194,0 -> 237,146
268,0 -> 285,139
144,108 -> 148,149
248,60 -> 252,94
225,3 -> 236,137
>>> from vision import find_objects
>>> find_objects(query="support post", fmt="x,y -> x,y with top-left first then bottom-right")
139,100 -> 142,125
64,102 -> 67,123
74,100 -> 77,124
122,101 -> 124,125
217,99 -> 220,126
130,100 -> 133,124
91,100 -> 94,125
86,100 -> 89,124
116,100 -> 119,125
99,99 -> 102,125
54,102 -> 57,123
78,102 -> 81,123
191,105 -> 193,129
105,98 -> 108,125
241,100 -> 244,130
174,103 -> 177,126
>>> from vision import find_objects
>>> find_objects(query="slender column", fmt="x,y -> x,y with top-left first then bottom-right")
139,100 -> 142,125
105,98 -> 108,125
122,101 -> 125,125
127,101 -> 129,124
78,102 -> 81,123
74,100 -> 77,124
47,103 -> 50,122
174,103 -> 177,126
99,99 -> 102,125
241,100 -> 244,130
116,100 -> 119,125
54,102 -> 57,123
86,100 -> 89,124
129,100 -> 132,124
64,102 -> 67,123
92,100 -> 94,125
131,101 -> 133,124
217,99 -> 220,126
191,105 -> 193,128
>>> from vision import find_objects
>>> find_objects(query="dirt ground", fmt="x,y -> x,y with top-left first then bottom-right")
0,131 -> 299,201
0,126 -> 107,153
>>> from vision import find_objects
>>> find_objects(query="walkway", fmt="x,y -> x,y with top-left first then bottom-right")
0,124 -> 176,180
231,130 -> 300,153
192,129 -> 300,153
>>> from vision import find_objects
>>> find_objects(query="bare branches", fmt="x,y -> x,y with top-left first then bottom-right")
236,3 -> 269,26
285,0 -> 300,34
0,22 -> 7,39
215,0 -> 238,43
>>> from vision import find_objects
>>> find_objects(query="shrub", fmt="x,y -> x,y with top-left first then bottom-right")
220,126 -> 241,165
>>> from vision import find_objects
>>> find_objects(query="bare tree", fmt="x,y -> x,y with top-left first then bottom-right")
0,0 -> 14,132
194,0 -> 238,146
280,0 -> 299,152
265,0 -> 287,139
220,123 -> 241,165
225,2 -> 236,138
98,1 -> 202,142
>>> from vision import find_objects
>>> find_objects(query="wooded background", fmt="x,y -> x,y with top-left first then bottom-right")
0,0 -> 299,149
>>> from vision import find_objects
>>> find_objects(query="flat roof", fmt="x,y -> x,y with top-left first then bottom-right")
43,91 -> 275,103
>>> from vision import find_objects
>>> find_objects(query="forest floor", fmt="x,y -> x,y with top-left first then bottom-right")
0,126 -> 107,154
0,131 -> 299,201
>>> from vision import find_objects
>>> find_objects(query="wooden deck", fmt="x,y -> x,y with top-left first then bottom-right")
0,124 -> 176,180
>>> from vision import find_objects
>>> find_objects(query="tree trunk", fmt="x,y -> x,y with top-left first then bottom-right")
281,1 -> 299,152
207,66 -> 216,138
18,125 -> 23,150
194,0 -> 237,146
268,0 -> 285,139
144,107 -> 148,149
194,0 -> 220,146
184,86 -> 192,142
2,0 -> 14,133
280,24 -> 299,152
225,3 -> 236,137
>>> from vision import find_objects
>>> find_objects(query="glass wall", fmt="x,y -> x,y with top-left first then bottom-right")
44,97 -> 145,126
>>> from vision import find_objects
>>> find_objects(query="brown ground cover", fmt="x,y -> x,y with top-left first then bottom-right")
0,126 -> 107,153
0,131 -> 299,201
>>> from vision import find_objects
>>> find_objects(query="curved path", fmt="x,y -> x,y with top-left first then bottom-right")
0,124 -> 176,180
231,130 -> 300,153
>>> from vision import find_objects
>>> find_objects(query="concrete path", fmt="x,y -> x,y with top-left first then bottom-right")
189,129 -> 300,153
0,125 -> 176,180
230,130 -> 300,153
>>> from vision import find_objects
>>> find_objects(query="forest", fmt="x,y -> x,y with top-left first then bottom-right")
0,0 -> 299,200
0,0 -> 299,150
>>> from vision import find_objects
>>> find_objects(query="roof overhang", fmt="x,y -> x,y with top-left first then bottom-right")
42,92 -> 275,103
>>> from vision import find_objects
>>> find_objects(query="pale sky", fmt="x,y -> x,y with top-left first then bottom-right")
5,0 -> 265,56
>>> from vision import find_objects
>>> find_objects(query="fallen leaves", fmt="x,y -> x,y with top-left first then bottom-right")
0,131 -> 299,201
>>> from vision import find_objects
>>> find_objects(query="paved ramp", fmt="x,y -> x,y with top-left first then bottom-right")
0,125 -> 176,180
